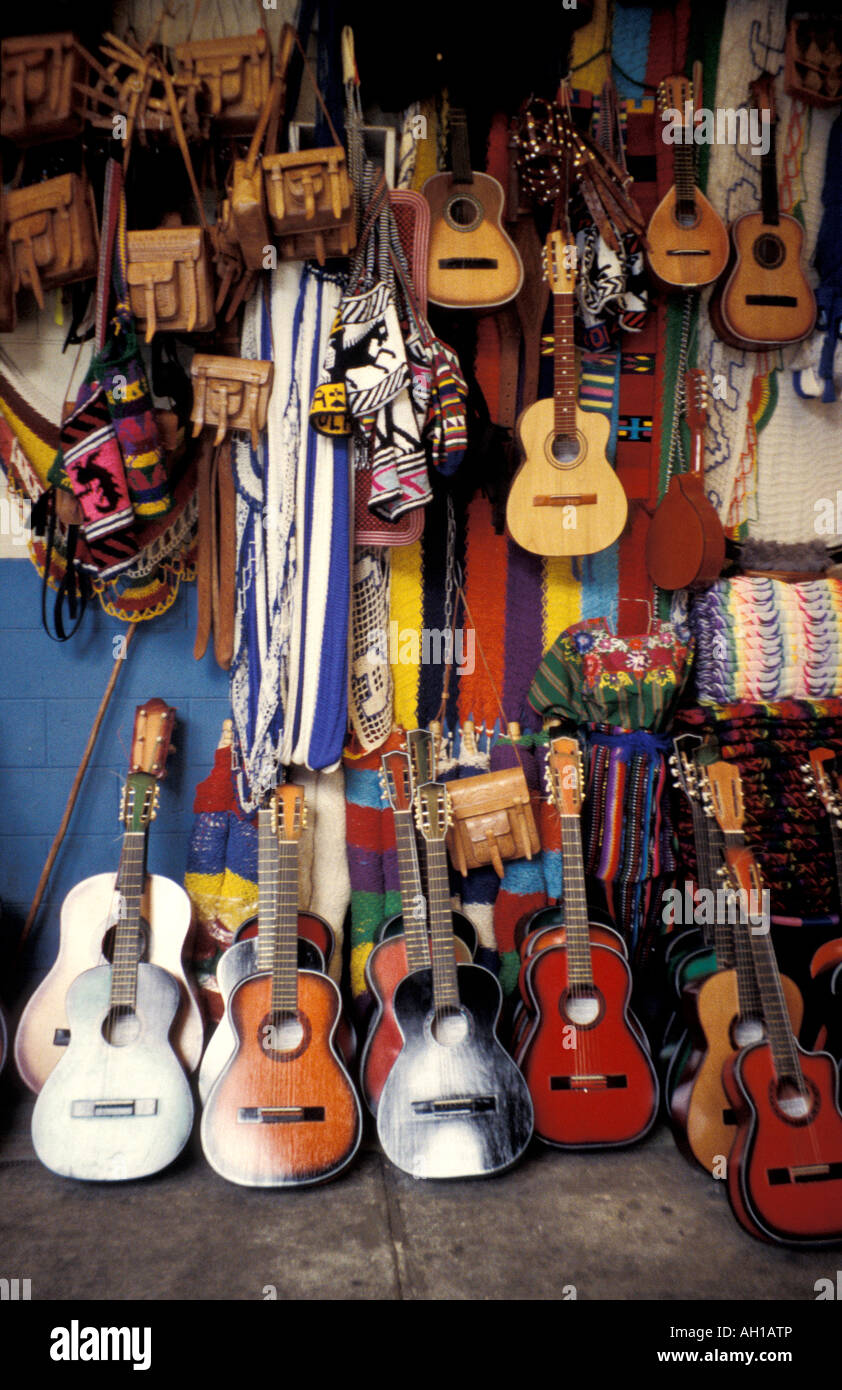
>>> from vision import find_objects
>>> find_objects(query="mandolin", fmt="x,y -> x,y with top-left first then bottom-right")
709,73 -> 816,350
645,369 -> 725,590
30,720 -> 195,1182
422,106 -> 523,309
377,781 -> 533,1179
670,758 -> 802,1176
15,700 -> 203,1093
517,739 -> 659,1147
200,785 -> 361,1187
708,763 -> 842,1245
645,75 -> 730,290
506,229 -> 628,558
197,789 -> 333,1104
361,746 -> 474,1115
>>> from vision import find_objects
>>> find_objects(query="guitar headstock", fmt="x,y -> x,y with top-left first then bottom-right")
803,748 -> 842,827
703,760 -> 745,835
546,736 -> 585,816
129,698 -> 176,780
658,74 -> 693,122
414,782 -> 452,842
407,728 -> 436,789
669,733 -> 702,802
274,783 -> 307,842
380,750 -> 414,813
684,369 -> 709,433
543,229 -> 576,295
749,71 -> 777,121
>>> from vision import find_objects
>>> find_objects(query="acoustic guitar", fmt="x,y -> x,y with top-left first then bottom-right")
197,788 -> 331,1104
30,729 -> 195,1181
645,369 -> 725,590
709,73 -> 816,349
709,765 -> 842,1245
645,75 -> 729,289
15,699 -> 203,1093
670,758 -> 802,1176
422,106 -> 523,309
200,785 -> 361,1187
517,739 -> 659,1147
506,229 -> 628,558
361,747 -> 474,1115
377,781 -> 533,1179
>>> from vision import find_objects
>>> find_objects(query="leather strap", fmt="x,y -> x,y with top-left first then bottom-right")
193,429 -> 214,660
214,436 -> 236,669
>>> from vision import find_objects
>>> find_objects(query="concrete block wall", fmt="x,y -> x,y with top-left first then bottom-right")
0,556 -> 230,998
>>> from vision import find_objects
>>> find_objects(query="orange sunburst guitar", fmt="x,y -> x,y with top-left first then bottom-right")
423,106 -> 523,308
709,73 -> 816,349
645,75 -> 729,289
505,229 -> 628,557
517,738 -> 659,1148
200,785 -> 361,1186
707,762 -> 842,1245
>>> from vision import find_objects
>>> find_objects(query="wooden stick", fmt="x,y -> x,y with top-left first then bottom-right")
17,624 -> 137,960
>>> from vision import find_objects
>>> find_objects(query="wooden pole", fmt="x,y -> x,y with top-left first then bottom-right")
16,624 -> 137,960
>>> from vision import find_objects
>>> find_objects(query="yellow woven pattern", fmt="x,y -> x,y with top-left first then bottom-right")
571,0 -> 611,95
544,556 -> 581,651
389,538 -> 423,729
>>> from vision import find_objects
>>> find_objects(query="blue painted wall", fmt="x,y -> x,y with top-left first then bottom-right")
0,558 -> 230,998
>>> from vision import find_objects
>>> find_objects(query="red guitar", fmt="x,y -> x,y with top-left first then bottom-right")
708,762 -> 842,1245
517,738 -> 659,1147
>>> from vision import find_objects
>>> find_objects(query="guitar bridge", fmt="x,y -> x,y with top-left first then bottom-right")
437,258 -> 499,269
550,1074 -> 627,1091
744,295 -> 798,306
767,1162 -> 842,1185
411,1096 -> 497,1116
237,1106 -> 325,1124
533,494 -> 597,508
71,1098 -> 158,1118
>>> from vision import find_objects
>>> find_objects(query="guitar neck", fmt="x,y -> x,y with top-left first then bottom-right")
110,828 -> 147,1010
425,839 -> 460,1010
272,839 -> 301,1014
449,106 -> 473,185
394,811 -> 430,971
257,806 -> 280,972
759,121 -> 780,225
559,812 -> 594,986
553,291 -> 576,438
673,138 -> 697,223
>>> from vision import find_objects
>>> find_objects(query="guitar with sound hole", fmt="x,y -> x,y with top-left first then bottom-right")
709,73 -> 816,350
517,739 -> 659,1147
708,764 -> 842,1244
377,781 -> 533,1178
15,699 -> 202,1092
30,729 -> 195,1181
505,229 -> 628,557
200,785 -> 361,1186
423,106 -> 523,309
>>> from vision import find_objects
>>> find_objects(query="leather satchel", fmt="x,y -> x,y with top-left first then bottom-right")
126,226 -> 215,342
1,33 -> 84,143
445,764 -> 541,877
4,173 -> 98,310
190,354 -> 273,448
173,32 -> 271,134
265,148 -> 355,263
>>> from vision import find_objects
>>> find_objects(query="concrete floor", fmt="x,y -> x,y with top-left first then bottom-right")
1,1075 -> 837,1304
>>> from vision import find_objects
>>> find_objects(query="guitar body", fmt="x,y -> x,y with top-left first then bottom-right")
198,932 -> 324,1103
723,1040 -> 842,1244
31,962 -> 194,1181
713,212 -> 816,348
422,171 -> 523,309
360,930 -> 473,1114
520,943 -> 659,1147
379,907 -> 478,958
377,963 -> 534,1178
507,398 -> 627,557
15,872 -> 203,1092
235,907 -> 335,971
646,185 -> 729,288
671,968 -> 803,1174
646,473 -> 725,590
200,969 -> 361,1187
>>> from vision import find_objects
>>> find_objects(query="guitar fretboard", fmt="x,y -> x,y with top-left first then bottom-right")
272,839 -> 301,1015
553,291 -> 577,439
109,830 -> 146,1010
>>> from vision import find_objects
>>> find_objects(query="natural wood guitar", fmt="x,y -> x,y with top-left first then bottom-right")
709,73 -> 816,349
200,786 -> 361,1187
506,229 -> 628,557
30,712 -> 195,1181
423,106 -> 523,309
646,369 -> 725,590
517,739 -> 659,1147
645,75 -> 729,289
15,700 -> 203,1093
